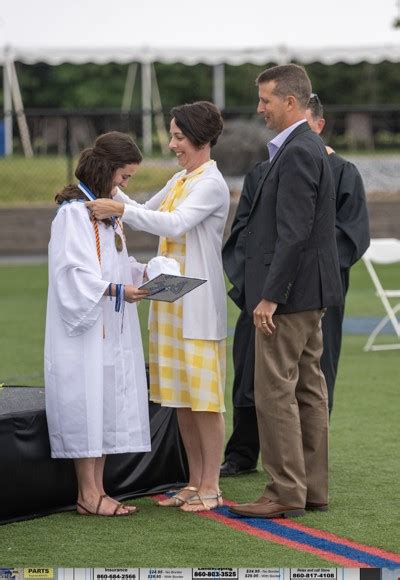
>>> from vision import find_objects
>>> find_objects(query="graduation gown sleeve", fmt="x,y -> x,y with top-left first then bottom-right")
129,256 -> 146,286
48,203 -> 109,336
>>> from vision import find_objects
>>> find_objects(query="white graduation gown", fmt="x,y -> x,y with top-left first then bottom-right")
44,201 -> 151,459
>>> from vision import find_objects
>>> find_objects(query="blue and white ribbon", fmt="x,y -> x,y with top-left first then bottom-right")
79,181 -> 117,227
78,181 -> 96,200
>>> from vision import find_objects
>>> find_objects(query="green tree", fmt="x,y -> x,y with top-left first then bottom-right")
1,60 -> 400,110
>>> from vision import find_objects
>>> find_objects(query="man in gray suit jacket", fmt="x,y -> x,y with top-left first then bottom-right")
230,64 -> 343,519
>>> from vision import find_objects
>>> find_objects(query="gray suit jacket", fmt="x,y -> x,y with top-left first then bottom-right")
244,122 -> 343,315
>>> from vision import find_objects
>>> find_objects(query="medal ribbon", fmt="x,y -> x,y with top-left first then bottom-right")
78,181 -> 96,201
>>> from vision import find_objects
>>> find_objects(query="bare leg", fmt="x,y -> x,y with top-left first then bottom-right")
93,455 -> 137,513
158,407 -> 201,506
177,407 -> 203,488
74,457 -> 130,515
181,411 -> 224,512
94,455 -> 107,495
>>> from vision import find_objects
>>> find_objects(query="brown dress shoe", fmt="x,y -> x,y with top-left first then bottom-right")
305,502 -> 329,512
229,496 -> 305,519
220,461 -> 257,477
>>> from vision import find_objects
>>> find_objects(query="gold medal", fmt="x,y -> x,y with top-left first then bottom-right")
115,232 -> 123,252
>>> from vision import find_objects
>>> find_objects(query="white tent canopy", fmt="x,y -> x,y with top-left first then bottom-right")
2,43 -> 400,156
2,43 -> 400,66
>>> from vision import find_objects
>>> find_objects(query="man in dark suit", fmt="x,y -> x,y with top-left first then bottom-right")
305,94 -> 370,412
221,94 -> 370,478
220,163 -> 265,476
229,64 -> 343,518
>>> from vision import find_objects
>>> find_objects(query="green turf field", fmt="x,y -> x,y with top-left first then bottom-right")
0,261 -> 399,566
0,156 -> 176,205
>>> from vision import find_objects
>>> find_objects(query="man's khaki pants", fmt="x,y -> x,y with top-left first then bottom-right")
255,309 -> 329,507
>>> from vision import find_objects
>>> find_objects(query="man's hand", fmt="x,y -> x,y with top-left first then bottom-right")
253,298 -> 278,335
86,199 -> 124,220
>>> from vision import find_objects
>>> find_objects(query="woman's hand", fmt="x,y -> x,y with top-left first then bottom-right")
86,199 -> 125,220
124,284 -> 149,303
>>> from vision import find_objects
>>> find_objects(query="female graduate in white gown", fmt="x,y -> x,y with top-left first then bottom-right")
45,132 -> 151,517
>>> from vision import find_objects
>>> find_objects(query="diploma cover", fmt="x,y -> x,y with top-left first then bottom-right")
140,274 -> 206,302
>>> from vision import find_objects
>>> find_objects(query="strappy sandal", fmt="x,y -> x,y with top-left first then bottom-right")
106,496 -> 138,514
77,494 -> 136,517
180,490 -> 223,512
157,486 -> 198,507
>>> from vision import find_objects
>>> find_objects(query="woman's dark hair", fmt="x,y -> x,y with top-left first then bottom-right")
170,101 -> 223,148
55,131 -> 142,206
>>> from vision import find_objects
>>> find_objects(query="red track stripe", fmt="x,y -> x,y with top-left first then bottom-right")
201,509 -> 368,567
150,495 -> 366,567
223,498 -> 400,563
152,495 -> 400,564
270,517 -> 400,562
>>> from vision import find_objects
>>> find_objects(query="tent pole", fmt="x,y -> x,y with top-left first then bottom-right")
213,63 -> 225,110
3,47 -> 13,156
151,63 -> 169,156
141,61 -> 152,155
6,59 -> 33,157
121,63 -> 137,112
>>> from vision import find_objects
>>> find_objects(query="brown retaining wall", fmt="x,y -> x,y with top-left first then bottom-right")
0,197 -> 399,257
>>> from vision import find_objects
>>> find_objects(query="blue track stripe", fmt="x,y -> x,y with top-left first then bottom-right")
219,507 -> 399,568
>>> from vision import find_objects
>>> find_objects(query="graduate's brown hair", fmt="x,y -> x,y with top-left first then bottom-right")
171,101 -> 223,148
55,132 -> 142,206
256,64 -> 312,110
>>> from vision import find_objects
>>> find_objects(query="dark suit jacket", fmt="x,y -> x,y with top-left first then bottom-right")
223,161 -> 269,309
244,122 -> 343,315
329,152 -> 370,270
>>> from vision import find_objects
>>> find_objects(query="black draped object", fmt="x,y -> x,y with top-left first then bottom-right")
0,387 -> 188,524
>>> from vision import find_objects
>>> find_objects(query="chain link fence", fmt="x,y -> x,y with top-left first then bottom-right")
1,106 -> 400,204
0,109 -> 176,205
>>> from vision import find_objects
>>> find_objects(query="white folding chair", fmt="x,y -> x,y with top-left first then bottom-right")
362,238 -> 400,351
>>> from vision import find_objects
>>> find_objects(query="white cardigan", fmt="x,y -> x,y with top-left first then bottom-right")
116,161 -> 230,340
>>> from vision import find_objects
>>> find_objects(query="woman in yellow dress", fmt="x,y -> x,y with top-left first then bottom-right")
87,102 -> 230,512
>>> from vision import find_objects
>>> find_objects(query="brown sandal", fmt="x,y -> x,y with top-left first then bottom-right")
106,496 -> 138,514
157,486 -> 198,507
77,494 -> 136,517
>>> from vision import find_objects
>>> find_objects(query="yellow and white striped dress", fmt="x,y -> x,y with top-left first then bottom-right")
149,165 -> 226,412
